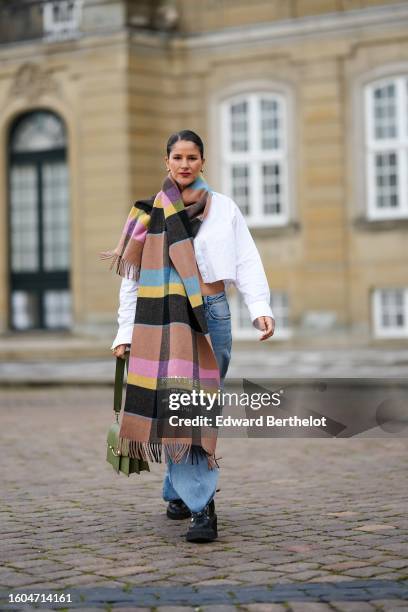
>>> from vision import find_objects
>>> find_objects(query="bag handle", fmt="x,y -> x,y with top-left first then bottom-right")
113,355 -> 129,419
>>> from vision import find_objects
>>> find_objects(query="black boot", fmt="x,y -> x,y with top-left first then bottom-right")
186,499 -> 217,542
166,499 -> 191,520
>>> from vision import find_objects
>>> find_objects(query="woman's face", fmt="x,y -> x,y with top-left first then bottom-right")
165,140 -> 204,189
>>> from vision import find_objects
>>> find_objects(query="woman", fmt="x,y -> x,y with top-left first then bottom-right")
108,130 -> 275,543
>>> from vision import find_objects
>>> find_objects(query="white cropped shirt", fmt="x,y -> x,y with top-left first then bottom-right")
111,191 -> 274,349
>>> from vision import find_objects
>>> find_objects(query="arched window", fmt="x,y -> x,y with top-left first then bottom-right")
365,76 -> 408,219
221,92 -> 289,226
8,110 -> 71,330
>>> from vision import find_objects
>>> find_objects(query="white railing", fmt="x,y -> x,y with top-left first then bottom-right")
43,0 -> 82,40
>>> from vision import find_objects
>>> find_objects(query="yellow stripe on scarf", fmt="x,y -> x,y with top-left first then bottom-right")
162,198 -> 184,218
128,207 -> 151,227
127,373 -> 158,390
138,283 -> 186,298
189,293 -> 203,308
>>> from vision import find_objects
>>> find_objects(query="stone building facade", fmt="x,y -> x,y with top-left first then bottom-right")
0,0 -> 407,348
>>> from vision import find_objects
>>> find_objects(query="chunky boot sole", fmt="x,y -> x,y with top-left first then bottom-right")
186,515 -> 218,543
166,506 -> 191,520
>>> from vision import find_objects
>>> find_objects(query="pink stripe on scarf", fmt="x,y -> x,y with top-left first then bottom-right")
124,218 -> 148,242
161,190 -> 177,210
130,357 -> 194,379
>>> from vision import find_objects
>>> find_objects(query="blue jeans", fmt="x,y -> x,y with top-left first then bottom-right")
162,290 -> 232,513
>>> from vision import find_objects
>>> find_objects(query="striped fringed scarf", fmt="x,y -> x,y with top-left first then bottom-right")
102,175 -> 221,469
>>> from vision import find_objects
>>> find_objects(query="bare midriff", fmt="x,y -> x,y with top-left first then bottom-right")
197,266 -> 225,296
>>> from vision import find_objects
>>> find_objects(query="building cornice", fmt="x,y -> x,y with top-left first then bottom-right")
130,2 -> 408,50
0,30 -> 127,63
1,2 -> 408,61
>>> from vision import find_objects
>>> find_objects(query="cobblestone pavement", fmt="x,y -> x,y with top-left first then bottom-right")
0,387 -> 407,611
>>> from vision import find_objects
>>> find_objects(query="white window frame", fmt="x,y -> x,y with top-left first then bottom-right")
221,92 -> 289,228
43,0 -> 82,40
372,287 -> 408,338
228,288 -> 292,341
365,76 -> 408,220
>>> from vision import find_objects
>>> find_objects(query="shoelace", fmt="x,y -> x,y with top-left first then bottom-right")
191,508 -> 207,520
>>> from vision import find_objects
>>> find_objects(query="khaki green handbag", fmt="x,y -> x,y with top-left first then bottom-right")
106,356 -> 150,476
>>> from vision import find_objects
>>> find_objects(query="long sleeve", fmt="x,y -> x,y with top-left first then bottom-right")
233,203 -> 274,324
110,277 -> 138,349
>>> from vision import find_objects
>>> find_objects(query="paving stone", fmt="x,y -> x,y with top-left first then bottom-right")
288,604 -> 335,611
308,575 -> 356,583
380,561 -> 408,569
343,567 -> 392,578
243,605 -> 287,612
324,561 -> 369,572
0,573 -> 48,588
200,607 -> 240,612
330,602 -> 377,611
266,563 -> 299,574
94,565 -> 156,578
373,601 -> 408,611
290,570 -> 330,582
236,572 -> 284,585
354,524 -> 397,532
374,572 -> 408,580
227,563 -> 271,573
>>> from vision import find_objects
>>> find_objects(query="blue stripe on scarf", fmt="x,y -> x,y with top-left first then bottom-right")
183,274 -> 201,297
139,268 -> 200,297
139,268 -> 172,286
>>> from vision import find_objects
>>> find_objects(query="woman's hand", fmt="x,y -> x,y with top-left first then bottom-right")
254,316 -> 275,341
112,344 -> 129,359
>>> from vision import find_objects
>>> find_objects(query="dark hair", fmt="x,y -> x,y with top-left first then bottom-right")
166,130 -> 204,158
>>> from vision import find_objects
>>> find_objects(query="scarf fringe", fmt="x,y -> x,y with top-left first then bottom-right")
118,436 -> 218,469
100,251 -> 140,281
